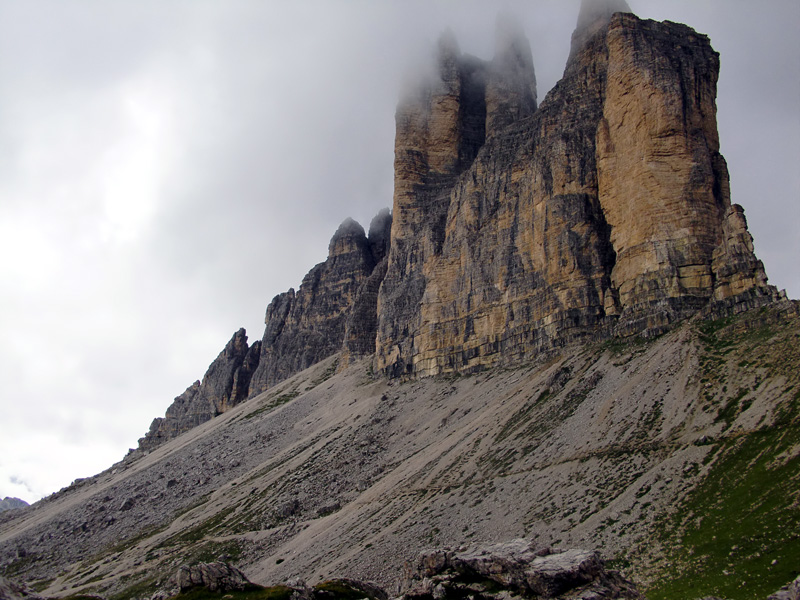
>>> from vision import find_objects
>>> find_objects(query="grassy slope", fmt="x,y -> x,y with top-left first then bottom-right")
646,309 -> 800,599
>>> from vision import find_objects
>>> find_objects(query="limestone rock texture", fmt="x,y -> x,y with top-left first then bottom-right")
375,8 -> 779,378
769,575 -> 800,600
248,213 -> 392,394
137,211 -> 391,452
138,328 -> 260,451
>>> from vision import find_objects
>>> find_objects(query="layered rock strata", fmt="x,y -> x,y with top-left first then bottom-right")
137,1 -> 783,446
375,2 -> 779,378
138,328 -> 260,451
248,213 -> 392,395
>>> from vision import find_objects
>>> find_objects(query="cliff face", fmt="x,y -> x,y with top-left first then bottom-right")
3,6 -> 798,594
138,212 -> 391,452
139,328 -> 260,451
375,6 -> 778,378
138,1 -> 781,448
248,212 -> 392,395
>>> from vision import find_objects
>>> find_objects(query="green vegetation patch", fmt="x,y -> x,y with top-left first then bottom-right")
111,573 -> 162,600
29,578 -> 56,593
647,426 -> 800,600
243,389 -> 301,421
314,580 -> 382,600
158,505 -> 238,547
309,358 -> 340,388
167,585 -> 292,600
187,538 -> 245,564
598,329 -> 662,358
104,521 -> 171,556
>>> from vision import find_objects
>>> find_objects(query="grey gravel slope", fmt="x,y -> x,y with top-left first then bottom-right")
0,303 -> 798,598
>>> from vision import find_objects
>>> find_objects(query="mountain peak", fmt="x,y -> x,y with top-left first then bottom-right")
328,217 -> 367,259
571,0 -> 633,57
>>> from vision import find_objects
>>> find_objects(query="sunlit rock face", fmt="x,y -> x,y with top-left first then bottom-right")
375,9 -> 777,378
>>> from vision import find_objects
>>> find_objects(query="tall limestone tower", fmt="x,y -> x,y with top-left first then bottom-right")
375,0 -> 779,378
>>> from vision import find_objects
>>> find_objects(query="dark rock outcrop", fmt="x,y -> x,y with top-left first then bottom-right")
0,499 -> 28,514
248,212 -> 391,394
400,539 -> 642,600
137,210 -> 391,451
138,328 -> 260,451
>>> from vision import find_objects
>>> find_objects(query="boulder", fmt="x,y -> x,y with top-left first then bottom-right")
401,539 -> 642,599
768,576 -> 800,600
173,561 -> 252,593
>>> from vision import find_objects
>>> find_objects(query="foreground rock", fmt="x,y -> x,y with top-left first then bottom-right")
769,576 -> 800,600
172,561 -> 252,593
400,539 -> 642,599
154,545 -> 638,600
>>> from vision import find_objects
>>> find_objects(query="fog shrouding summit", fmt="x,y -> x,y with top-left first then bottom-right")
0,0 -> 797,503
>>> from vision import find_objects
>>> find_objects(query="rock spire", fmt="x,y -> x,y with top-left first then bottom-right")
375,10 -> 779,378
571,0 -> 632,57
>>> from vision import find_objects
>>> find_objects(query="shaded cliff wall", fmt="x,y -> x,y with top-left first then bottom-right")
139,210 -> 391,451
375,7 -> 777,378
248,211 -> 392,395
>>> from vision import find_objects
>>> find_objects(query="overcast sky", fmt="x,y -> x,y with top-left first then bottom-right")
0,0 -> 797,504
